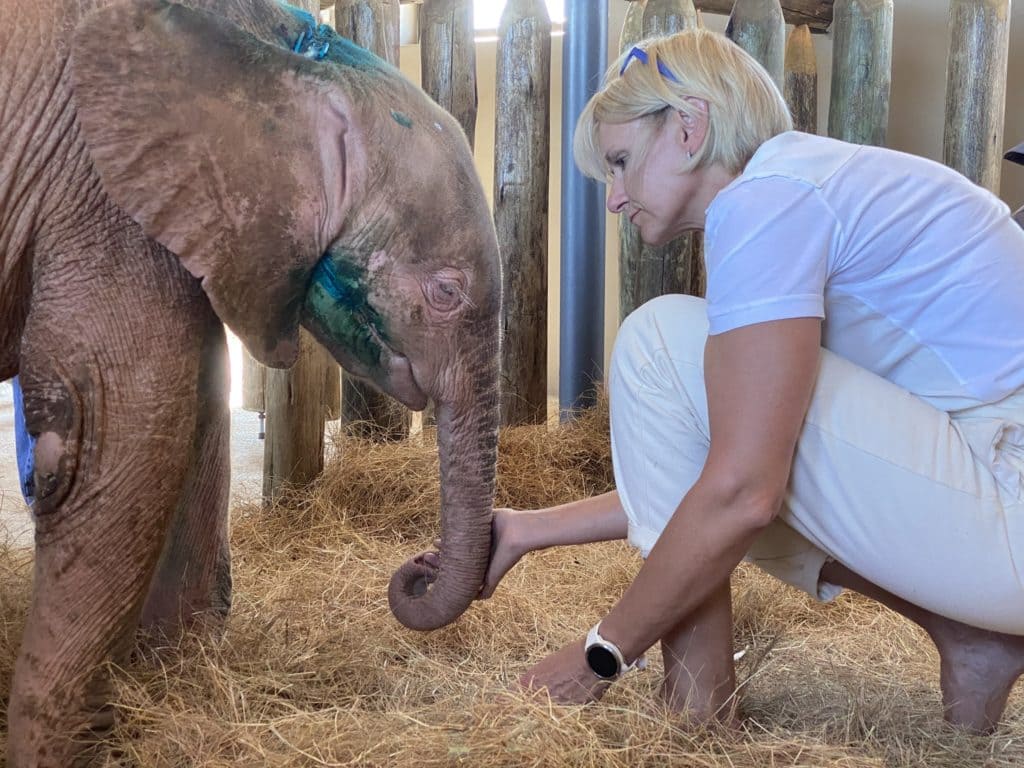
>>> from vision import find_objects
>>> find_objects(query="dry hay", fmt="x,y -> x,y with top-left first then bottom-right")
0,399 -> 1022,767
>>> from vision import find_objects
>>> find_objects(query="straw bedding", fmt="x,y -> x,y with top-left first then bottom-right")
0,400 -> 1021,766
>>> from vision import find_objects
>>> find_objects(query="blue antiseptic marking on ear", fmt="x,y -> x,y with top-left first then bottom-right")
279,2 -> 390,73
391,110 -> 413,129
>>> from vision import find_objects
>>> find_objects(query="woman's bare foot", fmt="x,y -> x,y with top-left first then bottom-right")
659,580 -> 740,726
821,560 -> 1024,732
659,670 -> 740,727
930,619 -> 1024,733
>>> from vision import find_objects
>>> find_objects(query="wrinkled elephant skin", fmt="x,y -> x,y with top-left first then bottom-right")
0,1 -> 501,764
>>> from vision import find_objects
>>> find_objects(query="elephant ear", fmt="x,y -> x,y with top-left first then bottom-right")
70,0 -> 357,367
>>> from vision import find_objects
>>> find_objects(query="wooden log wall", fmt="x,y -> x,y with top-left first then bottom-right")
333,0 -> 411,440
695,0 -> 832,31
784,24 -> 817,134
618,0 -> 705,324
261,0 -> 338,502
726,0 -> 786,90
827,0 -> 892,146
263,329 -> 330,502
943,0 -> 1011,194
334,0 -> 400,64
420,0 -> 479,149
494,0 -> 551,426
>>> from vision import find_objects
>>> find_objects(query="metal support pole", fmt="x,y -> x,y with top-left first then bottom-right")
559,0 -> 608,419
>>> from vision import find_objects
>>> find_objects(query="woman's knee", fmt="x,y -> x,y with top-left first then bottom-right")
611,295 -> 709,387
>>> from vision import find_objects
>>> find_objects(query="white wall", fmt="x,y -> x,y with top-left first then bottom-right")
393,2 -> 1024,397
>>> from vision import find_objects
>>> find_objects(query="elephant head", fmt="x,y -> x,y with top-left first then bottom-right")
69,0 -> 501,630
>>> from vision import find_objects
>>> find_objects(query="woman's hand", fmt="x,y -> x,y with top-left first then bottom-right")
479,507 -> 532,599
518,637 -> 612,704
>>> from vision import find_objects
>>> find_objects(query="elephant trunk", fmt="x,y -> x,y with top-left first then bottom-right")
387,355 -> 499,631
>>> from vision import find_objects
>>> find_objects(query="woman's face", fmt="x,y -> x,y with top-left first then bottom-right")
599,109 -> 712,246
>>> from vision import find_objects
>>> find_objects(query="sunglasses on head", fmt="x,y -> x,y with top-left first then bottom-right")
619,45 -> 681,83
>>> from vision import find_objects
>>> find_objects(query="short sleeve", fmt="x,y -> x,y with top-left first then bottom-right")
704,176 -> 837,335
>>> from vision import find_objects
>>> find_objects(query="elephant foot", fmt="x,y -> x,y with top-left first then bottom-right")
139,565 -> 232,644
8,656 -> 115,768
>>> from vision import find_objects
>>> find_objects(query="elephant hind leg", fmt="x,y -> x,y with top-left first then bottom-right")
141,319 -> 233,637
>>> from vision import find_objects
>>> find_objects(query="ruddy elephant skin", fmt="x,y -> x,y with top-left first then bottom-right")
0,1 -> 502,764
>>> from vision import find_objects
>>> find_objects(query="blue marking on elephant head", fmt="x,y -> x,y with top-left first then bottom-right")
280,2 -> 390,73
305,250 -> 388,370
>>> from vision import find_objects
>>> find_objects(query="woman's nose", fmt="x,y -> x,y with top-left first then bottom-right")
606,179 -> 628,214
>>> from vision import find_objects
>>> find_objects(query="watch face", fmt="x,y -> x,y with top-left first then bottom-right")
586,644 -> 620,679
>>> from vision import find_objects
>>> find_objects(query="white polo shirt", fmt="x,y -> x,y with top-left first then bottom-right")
704,131 -> 1024,411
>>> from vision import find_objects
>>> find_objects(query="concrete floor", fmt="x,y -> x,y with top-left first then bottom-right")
0,377 -> 268,549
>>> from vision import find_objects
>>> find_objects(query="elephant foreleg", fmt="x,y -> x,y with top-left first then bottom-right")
7,232 -> 209,767
141,319 -> 233,636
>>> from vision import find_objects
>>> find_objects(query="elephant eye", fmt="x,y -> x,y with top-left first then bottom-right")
424,270 -> 470,314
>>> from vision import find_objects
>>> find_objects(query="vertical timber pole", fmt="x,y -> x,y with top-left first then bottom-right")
334,0 -> 400,64
784,24 -> 817,134
420,0 -> 479,149
263,0 -> 334,503
828,0 -> 893,147
559,0 -> 608,418
334,0 -> 410,440
944,0 -> 1011,194
726,0 -> 786,91
495,0 -> 552,426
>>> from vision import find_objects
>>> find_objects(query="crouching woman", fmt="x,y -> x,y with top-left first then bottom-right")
480,28 -> 1024,732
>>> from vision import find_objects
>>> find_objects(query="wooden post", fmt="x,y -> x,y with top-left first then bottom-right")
333,0 -> 410,440
644,0 -> 697,33
619,0 -> 703,323
494,0 -> 551,426
263,330 -> 329,502
258,0 -> 335,500
694,1 -> 833,31
420,0 -> 478,149
726,0 -> 786,91
943,0 -> 1011,194
784,24 -> 817,134
620,0 -> 648,51
334,0 -> 400,65
241,347 -> 266,413
827,0 -> 892,147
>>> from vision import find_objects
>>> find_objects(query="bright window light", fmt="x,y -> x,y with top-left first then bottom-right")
473,0 -> 565,29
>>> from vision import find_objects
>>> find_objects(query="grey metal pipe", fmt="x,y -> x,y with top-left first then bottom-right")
559,0 -> 608,419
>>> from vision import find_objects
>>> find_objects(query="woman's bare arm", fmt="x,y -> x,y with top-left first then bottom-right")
479,491 -> 629,598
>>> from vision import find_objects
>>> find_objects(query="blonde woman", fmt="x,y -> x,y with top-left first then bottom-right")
477,29 -> 1024,731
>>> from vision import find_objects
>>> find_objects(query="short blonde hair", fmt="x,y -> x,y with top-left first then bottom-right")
574,28 -> 792,180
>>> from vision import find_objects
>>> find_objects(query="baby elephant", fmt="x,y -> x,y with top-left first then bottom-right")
0,1 -> 501,764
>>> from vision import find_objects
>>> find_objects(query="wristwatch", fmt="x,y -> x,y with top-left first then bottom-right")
584,622 -> 646,681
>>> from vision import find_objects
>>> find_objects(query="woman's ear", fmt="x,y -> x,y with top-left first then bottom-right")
70,0 -> 357,367
677,97 -> 710,157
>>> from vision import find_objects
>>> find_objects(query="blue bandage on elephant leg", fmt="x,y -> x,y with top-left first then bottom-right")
11,376 -> 36,505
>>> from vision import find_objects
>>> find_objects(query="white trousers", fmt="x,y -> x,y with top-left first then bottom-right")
608,295 -> 1024,635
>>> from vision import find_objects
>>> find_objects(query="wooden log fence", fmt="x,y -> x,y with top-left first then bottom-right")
726,0 -> 786,89
944,0 -> 1011,194
494,0 -> 551,425
784,24 -> 817,134
242,0 -> 1012,493
828,0 -> 892,146
420,0 -> 478,149
260,0 -> 340,502
333,0 -> 411,441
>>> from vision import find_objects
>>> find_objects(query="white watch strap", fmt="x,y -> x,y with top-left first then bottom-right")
586,621 -> 647,675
